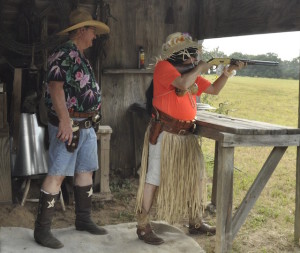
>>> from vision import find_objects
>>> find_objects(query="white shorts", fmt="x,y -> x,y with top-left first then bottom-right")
145,132 -> 164,186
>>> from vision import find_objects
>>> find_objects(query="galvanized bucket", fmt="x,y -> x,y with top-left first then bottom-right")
12,113 -> 48,176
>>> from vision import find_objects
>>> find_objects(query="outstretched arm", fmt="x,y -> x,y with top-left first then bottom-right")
204,61 -> 246,95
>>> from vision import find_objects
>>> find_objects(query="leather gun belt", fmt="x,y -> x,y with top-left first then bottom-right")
153,108 -> 196,135
47,112 -> 93,129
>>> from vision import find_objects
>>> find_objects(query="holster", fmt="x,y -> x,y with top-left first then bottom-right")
149,119 -> 162,145
148,108 -> 196,145
66,114 -> 101,152
66,129 -> 80,153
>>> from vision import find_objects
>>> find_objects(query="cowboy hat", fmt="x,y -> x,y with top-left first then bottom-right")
57,8 -> 110,36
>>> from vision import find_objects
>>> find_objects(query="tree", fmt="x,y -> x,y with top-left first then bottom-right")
203,48 -> 299,80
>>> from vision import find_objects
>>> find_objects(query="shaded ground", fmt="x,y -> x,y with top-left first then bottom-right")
0,176 -> 218,252
1,176 -> 298,253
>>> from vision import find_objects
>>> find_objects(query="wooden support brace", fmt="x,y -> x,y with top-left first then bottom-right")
232,146 -> 287,239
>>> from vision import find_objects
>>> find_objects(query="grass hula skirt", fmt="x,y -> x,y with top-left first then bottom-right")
135,125 -> 207,224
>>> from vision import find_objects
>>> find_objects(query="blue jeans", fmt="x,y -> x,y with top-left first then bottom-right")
47,123 -> 98,176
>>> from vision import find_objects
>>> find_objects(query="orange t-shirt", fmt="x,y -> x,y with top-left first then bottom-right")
153,61 -> 211,121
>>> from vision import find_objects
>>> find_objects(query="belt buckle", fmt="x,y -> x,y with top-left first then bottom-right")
84,120 -> 92,128
178,129 -> 186,135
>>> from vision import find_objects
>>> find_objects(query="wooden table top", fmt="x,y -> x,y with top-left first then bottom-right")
196,111 -> 300,135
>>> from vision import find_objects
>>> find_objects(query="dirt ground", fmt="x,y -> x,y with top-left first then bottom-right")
0,176 -> 219,252
1,176 -> 297,253
0,176 -> 300,253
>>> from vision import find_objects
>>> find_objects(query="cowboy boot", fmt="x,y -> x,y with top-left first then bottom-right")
34,191 -> 64,249
136,208 -> 164,245
188,216 -> 216,235
74,185 -> 108,235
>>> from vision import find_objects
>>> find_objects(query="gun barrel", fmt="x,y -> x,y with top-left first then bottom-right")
231,58 -> 279,66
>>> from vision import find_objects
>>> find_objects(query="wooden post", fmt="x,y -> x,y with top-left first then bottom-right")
215,145 -> 234,253
0,88 -> 11,203
93,125 -> 113,200
211,140 -> 219,206
0,131 -> 11,203
11,68 -> 22,152
294,61 -> 300,244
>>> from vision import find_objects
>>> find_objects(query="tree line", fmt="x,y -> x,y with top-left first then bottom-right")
202,48 -> 300,80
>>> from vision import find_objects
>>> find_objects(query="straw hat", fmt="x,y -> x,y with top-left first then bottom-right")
160,32 -> 202,60
57,8 -> 110,36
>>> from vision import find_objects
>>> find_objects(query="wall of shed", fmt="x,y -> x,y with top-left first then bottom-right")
0,0 -> 299,177
100,0 -> 199,175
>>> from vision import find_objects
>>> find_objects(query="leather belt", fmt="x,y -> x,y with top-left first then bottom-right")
48,112 -> 93,129
153,108 -> 195,135
68,110 -> 98,118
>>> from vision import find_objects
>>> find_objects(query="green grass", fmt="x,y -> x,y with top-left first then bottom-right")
200,75 -> 300,252
202,75 -> 299,126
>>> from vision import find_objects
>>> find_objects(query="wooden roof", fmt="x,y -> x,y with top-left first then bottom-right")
197,0 -> 300,39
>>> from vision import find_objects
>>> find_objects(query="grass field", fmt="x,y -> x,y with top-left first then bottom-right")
198,76 -> 299,252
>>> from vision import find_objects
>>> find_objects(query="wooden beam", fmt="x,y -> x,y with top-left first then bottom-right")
222,133 -> 300,147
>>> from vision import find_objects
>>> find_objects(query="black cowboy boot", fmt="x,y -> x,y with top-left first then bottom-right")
74,185 -> 108,235
136,208 -> 164,245
34,191 -> 64,249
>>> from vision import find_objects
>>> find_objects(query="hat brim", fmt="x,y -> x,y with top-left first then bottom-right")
160,41 -> 201,60
57,20 -> 110,36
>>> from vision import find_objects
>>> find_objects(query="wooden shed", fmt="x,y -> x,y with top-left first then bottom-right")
0,0 -> 299,252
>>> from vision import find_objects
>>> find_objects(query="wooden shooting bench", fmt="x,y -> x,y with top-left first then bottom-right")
195,111 -> 300,253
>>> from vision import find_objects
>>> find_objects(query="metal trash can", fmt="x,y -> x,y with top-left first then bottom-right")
12,113 -> 48,177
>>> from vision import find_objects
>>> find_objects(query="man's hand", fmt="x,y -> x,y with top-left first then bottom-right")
57,117 -> 73,145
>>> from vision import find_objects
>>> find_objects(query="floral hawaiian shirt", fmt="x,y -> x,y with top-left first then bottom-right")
45,40 -> 101,114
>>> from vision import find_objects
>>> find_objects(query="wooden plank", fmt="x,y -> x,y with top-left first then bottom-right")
196,111 -> 300,135
196,126 -> 300,147
3,92 -> 7,129
215,146 -> 234,253
195,125 -> 225,141
197,111 -> 291,130
11,68 -> 22,151
0,94 -> 3,129
101,73 -> 152,173
99,0 -> 202,173
232,146 -> 287,239
0,134 -> 12,204
222,133 -> 300,147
